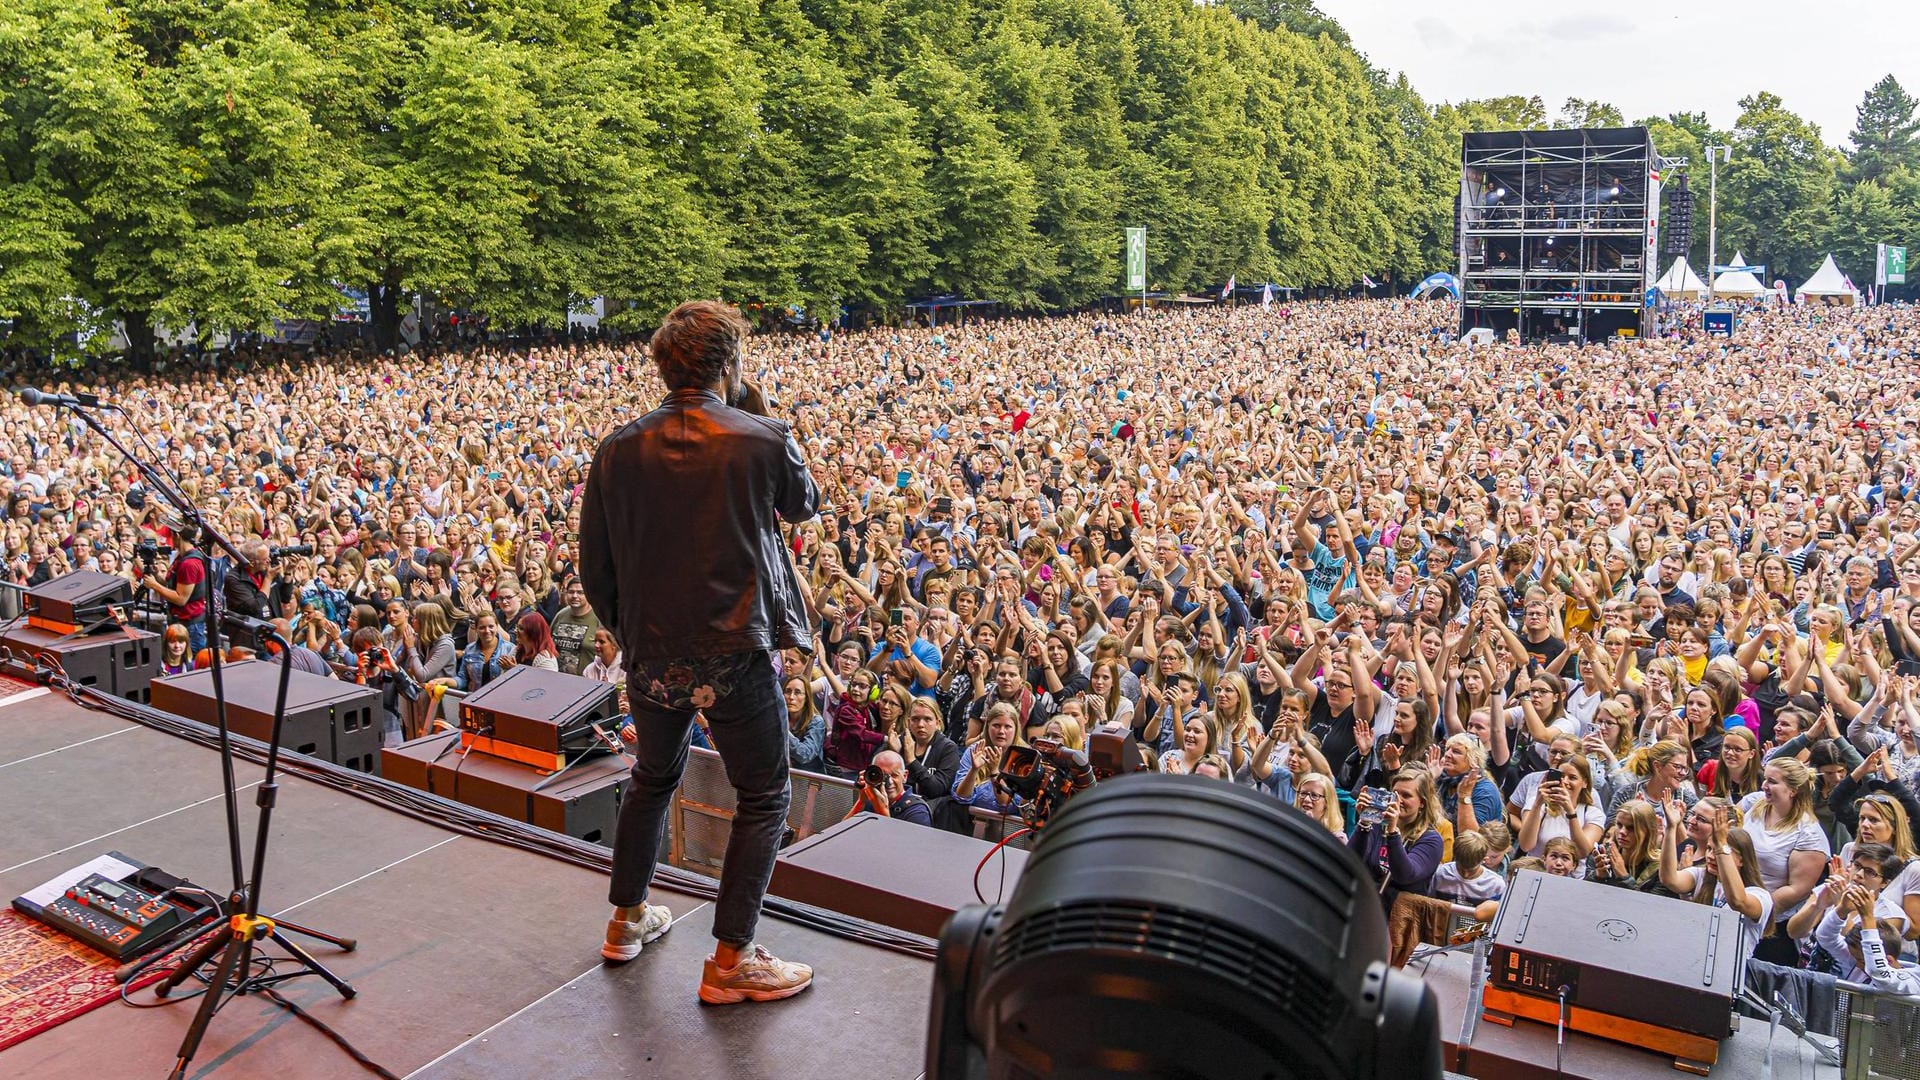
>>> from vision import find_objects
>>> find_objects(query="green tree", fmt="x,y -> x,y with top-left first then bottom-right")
1721,92 -> 1838,282
1823,179 -> 1907,288
1221,0 -> 1350,46
1847,75 -> 1919,184
1453,95 -> 1548,133
1556,98 -> 1624,130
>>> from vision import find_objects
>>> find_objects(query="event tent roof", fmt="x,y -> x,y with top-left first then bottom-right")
1796,253 -> 1858,300
1713,251 -> 1767,297
1654,258 -> 1708,297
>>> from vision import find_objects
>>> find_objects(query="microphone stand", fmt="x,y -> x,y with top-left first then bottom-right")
34,399 -> 356,1079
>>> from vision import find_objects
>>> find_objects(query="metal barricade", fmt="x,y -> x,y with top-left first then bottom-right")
667,747 -> 859,874
969,806 -> 1036,850
1837,981 -> 1920,1080
438,687 -> 465,728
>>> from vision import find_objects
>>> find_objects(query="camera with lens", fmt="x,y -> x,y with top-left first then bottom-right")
861,763 -> 886,788
995,737 -> 1096,829
270,543 -> 314,560
133,538 -> 163,569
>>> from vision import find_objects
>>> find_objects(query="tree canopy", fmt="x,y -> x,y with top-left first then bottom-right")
0,0 -> 1915,352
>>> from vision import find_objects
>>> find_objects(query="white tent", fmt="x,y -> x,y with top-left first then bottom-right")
1796,253 -> 1858,305
1713,251 -> 1768,297
1654,257 -> 1708,298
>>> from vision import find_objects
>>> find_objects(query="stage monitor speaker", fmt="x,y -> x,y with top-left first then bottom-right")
0,616 -> 158,701
1483,870 -> 1741,1069
458,666 -> 620,763
151,660 -> 382,773
422,743 -> 626,845
27,570 -> 133,631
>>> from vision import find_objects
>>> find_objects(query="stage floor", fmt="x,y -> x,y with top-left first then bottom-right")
0,688 -> 934,1080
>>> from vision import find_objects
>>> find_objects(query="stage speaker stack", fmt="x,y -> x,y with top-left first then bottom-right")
380,665 -> 631,846
1481,870 -> 1742,1073
456,666 -> 622,771
151,659 -> 382,773
1665,178 -> 1693,256
0,571 -> 157,701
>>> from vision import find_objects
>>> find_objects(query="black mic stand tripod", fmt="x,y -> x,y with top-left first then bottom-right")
26,392 -> 357,1079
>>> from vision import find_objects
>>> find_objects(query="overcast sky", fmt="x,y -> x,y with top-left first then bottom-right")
1319,3 -> 1918,152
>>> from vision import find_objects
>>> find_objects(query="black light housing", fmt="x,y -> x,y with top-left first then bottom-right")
927,774 -> 1443,1080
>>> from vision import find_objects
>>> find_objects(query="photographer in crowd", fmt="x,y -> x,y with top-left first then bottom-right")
850,751 -> 933,826
137,524 -> 210,654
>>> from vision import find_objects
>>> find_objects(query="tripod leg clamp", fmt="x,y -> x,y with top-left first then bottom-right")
230,914 -> 276,940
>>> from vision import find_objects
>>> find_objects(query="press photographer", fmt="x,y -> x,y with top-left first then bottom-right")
222,540 -> 296,649
850,751 -> 932,826
136,525 -> 210,654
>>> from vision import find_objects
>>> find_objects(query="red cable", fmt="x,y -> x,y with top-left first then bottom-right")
972,826 -> 1033,904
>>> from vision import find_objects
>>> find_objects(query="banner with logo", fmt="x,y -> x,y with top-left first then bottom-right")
1124,227 -> 1146,292
1878,243 -> 1907,286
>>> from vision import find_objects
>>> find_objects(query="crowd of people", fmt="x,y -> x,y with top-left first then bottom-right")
9,295 -> 1920,991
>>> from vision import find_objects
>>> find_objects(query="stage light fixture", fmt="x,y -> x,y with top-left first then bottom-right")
926,775 -> 1443,1080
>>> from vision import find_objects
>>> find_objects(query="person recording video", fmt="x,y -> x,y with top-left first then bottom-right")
137,525 -> 210,654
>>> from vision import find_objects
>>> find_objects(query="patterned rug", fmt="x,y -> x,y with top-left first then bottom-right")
0,674 -> 41,700
0,909 -> 170,1051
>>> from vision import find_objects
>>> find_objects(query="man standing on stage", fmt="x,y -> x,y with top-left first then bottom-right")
580,300 -> 820,1005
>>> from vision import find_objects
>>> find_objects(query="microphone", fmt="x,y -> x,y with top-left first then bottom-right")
17,387 -> 102,408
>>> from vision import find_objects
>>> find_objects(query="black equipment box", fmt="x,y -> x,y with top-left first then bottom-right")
151,660 -> 382,774
26,570 -> 133,628
413,739 -> 627,845
1487,870 -> 1741,1040
458,666 -> 619,760
0,616 -> 159,702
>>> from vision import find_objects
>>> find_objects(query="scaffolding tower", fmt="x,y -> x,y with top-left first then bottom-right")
1458,127 -> 1660,344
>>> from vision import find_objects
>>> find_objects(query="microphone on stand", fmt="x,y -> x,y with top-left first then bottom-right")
17,387 -> 104,409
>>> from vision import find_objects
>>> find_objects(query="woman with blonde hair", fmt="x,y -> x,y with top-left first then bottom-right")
1608,739 -> 1697,827
1040,707 -> 1087,754
1593,800 -> 1668,894
1349,767 -> 1445,907
1843,792 -> 1920,938
1739,757 -> 1832,964
1637,657 -> 1689,739
1210,671 -> 1259,779
1291,772 -> 1345,836
1582,696 -> 1638,807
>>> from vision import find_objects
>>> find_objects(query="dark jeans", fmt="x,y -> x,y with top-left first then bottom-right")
607,650 -> 790,948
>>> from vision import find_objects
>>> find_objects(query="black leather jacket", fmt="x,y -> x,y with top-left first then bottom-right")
579,388 -> 819,663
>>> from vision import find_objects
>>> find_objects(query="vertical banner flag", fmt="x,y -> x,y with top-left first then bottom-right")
1878,243 -> 1907,286
1125,228 -> 1147,292
1261,283 -> 1273,308
1220,275 -> 1235,300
